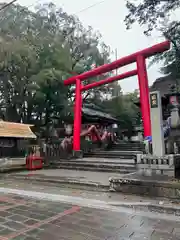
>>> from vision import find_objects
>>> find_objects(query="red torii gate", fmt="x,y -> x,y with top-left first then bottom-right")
64,40 -> 170,156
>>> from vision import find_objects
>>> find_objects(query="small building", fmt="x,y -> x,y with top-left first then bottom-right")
150,75 -> 178,96
0,121 -> 37,170
134,75 -> 179,121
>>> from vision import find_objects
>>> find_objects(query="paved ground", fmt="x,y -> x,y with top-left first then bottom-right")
1,179 -> 179,208
0,192 -> 180,240
10,169 -> 127,186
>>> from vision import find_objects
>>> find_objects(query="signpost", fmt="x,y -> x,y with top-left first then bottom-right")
150,91 -> 165,156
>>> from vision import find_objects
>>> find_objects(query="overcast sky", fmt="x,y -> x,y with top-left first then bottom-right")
4,0 -> 173,92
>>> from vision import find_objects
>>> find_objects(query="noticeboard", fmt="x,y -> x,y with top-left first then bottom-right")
150,93 -> 158,108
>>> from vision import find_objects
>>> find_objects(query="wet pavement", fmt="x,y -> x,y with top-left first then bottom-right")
0,192 -> 180,240
0,179 -> 179,207
9,169 -> 125,186
4,178 -> 180,209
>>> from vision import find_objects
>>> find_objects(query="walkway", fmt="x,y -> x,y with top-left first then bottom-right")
9,169 -> 127,186
0,192 -> 180,240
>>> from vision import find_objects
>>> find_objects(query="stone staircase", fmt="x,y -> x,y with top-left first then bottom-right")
84,150 -> 142,159
51,141 -> 145,174
110,141 -> 145,152
53,157 -> 136,174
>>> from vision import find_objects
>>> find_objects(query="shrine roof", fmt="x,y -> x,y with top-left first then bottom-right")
0,121 -> 37,138
82,105 -> 118,122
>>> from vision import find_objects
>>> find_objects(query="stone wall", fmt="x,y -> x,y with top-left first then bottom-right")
0,157 -> 26,172
109,176 -> 180,199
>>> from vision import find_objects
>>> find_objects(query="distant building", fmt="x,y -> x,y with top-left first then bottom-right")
150,75 -> 178,96
134,75 -> 179,121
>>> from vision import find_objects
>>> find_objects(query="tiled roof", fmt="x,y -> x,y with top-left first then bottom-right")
82,107 -> 118,122
0,121 -> 36,138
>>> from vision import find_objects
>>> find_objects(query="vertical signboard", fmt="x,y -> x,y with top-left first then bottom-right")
150,91 -> 165,156
150,92 -> 158,108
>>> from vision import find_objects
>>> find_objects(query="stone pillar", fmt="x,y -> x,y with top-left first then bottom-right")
150,91 -> 165,156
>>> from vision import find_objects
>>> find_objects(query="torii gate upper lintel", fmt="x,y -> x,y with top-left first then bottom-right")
64,40 -> 170,154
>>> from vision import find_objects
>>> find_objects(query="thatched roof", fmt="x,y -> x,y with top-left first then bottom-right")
0,121 -> 36,138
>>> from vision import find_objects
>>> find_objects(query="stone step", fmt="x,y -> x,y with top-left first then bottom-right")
61,158 -> 135,164
84,151 -> 141,159
49,156 -> 136,174
112,142 -> 144,145
110,148 -> 144,153
84,155 -> 136,159
111,144 -> 145,151
84,155 -> 133,159
115,142 -> 144,145
57,161 -> 136,169
114,142 -> 144,146
50,164 -> 135,173
93,150 -> 142,154
111,146 -> 144,150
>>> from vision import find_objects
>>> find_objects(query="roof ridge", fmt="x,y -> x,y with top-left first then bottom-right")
0,121 -> 34,126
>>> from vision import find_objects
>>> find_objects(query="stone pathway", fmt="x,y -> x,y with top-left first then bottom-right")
0,179 -> 178,207
8,169 -> 127,186
0,192 -> 180,239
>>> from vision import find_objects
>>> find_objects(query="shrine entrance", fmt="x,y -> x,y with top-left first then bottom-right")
64,40 -> 170,155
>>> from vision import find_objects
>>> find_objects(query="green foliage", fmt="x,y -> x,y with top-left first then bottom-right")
125,0 -> 180,86
125,0 -> 180,35
0,3 -> 111,123
0,2 -> 141,136
153,22 -> 180,82
100,90 -> 141,132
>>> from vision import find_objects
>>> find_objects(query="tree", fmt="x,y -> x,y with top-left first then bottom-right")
0,39 -> 37,122
153,22 -> 180,82
0,1 -> 142,139
100,90 -> 141,134
0,2 -> 114,132
125,0 -> 180,83
124,0 -> 180,35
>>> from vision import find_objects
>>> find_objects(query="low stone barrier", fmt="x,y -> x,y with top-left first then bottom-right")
136,154 -> 180,178
0,157 -> 26,172
109,176 -> 180,199
109,154 -> 180,198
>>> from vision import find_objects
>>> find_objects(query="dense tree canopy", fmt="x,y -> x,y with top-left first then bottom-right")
0,2 -> 140,136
